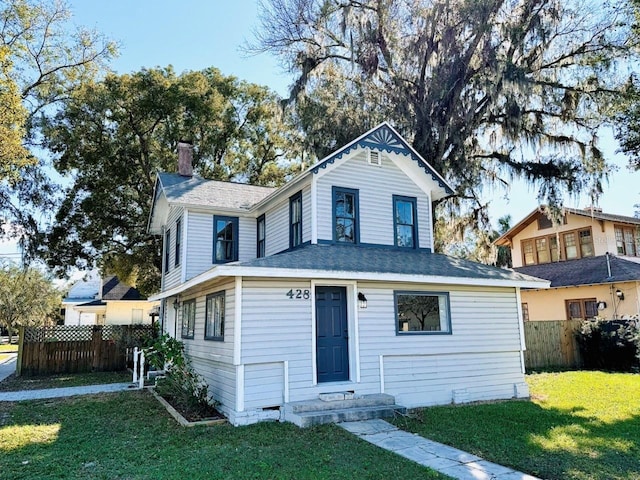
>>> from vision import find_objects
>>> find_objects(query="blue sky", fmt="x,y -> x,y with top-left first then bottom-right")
3,0 -> 639,260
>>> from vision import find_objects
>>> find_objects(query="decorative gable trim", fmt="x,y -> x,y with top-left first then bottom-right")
310,123 -> 454,196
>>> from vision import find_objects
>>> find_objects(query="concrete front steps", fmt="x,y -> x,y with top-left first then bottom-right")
282,392 -> 406,428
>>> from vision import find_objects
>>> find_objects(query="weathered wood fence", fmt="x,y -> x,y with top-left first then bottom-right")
17,325 -> 155,376
523,319 -> 583,370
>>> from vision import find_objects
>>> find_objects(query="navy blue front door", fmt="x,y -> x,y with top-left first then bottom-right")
316,286 -> 349,383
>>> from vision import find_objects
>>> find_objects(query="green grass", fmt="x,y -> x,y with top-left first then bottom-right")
0,390 -> 449,480
391,371 -> 640,480
0,371 -> 132,392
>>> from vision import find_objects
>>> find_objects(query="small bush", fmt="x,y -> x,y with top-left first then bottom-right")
144,335 -> 217,421
576,319 -> 639,371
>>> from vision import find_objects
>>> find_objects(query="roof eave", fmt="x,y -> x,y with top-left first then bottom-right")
149,264 -> 549,300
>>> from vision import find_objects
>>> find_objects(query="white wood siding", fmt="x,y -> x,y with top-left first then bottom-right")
244,363 -> 285,410
302,185 -> 311,244
163,207 -> 183,291
357,282 -> 525,406
238,279 -> 525,410
180,279 -> 236,408
238,217 -> 256,262
264,200 -> 290,256
185,212 -> 213,281
316,149 -> 432,249
185,212 -> 257,281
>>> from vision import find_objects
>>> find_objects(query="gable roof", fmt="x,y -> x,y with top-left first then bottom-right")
151,244 -> 549,300
494,206 -> 640,246
158,172 -> 276,210
513,254 -> 640,288
101,275 -> 146,301
308,122 -> 455,200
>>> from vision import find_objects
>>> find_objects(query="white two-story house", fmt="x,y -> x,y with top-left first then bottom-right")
148,122 -> 547,426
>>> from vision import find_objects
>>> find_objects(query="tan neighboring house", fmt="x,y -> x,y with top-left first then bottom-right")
62,275 -> 158,326
495,207 -> 640,321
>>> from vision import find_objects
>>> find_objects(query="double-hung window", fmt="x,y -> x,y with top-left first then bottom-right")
395,291 -> 451,334
175,218 -> 182,266
289,192 -> 302,248
214,216 -> 238,263
615,225 -> 638,256
333,187 -> 359,243
257,214 -> 266,258
181,299 -> 195,339
164,229 -> 171,273
393,195 -> 418,248
205,291 -> 225,341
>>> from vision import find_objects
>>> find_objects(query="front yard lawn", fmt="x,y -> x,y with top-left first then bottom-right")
0,390 -> 449,480
392,371 -> 640,480
0,371 -> 132,392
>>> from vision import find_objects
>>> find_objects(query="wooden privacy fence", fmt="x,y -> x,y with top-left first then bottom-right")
17,325 -> 155,376
523,319 -> 583,370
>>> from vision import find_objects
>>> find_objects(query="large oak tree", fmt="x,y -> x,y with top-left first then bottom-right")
39,67 -> 301,296
255,0 -> 635,240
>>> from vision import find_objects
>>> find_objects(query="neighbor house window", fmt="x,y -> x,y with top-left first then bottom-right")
214,216 -> 238,263
579,229 -> 594,257
333,186 -> 359,244
205,291 -> 225,341
395,291 -> 451,334
564,232 -> 577,260
537,215 -> 552,230
164,229 -> 171,273
522,240 -> 535,265
521,303 -> 530,322
393,195 -> 418,248
615,225 -> 638,256
536,238 -> 550,264
257,214 -> 266,258
565,298 -> 598,321
289,191 -> 302,248
175,218 -> 182,266
181,299 -> 196,339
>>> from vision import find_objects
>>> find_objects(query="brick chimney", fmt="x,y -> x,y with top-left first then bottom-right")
177,141 -> 193,177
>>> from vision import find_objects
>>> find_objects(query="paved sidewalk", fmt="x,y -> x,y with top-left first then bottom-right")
339,419 -> 541,480
0,353 -> 17,383
0,382 -> 137,402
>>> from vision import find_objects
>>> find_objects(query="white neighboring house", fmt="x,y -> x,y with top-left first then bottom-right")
148,122 -> 548,426
62,275 -> 158,326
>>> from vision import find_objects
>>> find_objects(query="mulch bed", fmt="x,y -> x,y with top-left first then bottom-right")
155,391 -> 224,422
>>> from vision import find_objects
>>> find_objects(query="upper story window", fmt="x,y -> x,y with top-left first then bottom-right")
175,218 -> 182,267
164,229 -> 171,273
205,291 -> 225,341
522,227 -> 592,266
289,191 -> 302,248
395,291 -> 451,335
393,195 -> 417,248
181,299 -> 195,339
257,214 -> 266,258
333,187 -> 359,244
615,225 -> 638,256
214,216 -> 238,263
537,216 -> 552,230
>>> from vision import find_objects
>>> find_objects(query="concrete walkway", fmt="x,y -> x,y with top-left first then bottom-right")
339,419 -> 541,480
0,353 -> 17,383
0,381 -> 137,402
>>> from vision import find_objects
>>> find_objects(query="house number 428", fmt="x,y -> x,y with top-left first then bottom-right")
286,289 -> 310,299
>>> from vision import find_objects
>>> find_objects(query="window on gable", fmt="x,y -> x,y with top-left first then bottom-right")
257,214 -> 266,258
393,195 -> 418,248
181,299 -> 195,339
205,291 -> 225,341
566,298 -> 598,321
615,225 -> 638,256
175,218 -> 182,267
395,291 -> 451,334
333,187 -> 359,244
289,192 -> 302,248
164,229 -> 171,274
214,216 -> 238,263
537,215 -> 552,230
